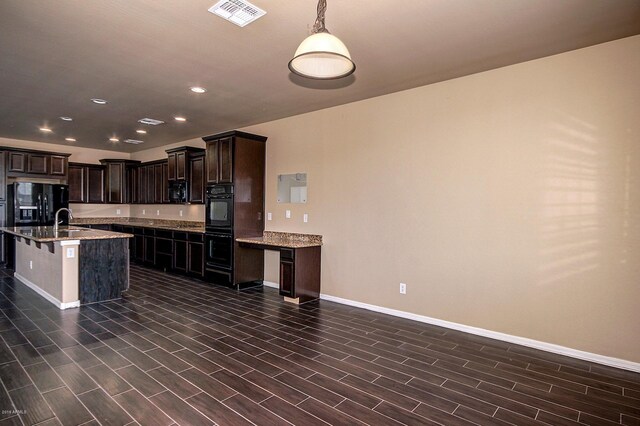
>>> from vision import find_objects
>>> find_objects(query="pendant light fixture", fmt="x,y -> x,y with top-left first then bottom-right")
288,0 -> 355,80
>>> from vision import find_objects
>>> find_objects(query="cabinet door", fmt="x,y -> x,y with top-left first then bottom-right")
154,163 -> 163,203
144,236 -> 155,264
27,154 -> 48,174
176,152 -> 187,180
87,166 -> 105,203
137,166 -> 147,204
189,156 -> 205,203
279,259 -> 295,297
206,140 -> 219,183
8,152 -> 26,173
187,241 -> 204,278
218,137 -> 233,183
106,162 -> 124,203
68,164 -> 86,203
0,152 -> 6,201
127,166 -> 138,204
162,162 -> 170,203
134,234 -> 144,262
173,240 -> 188,273
146,165 -> 155,204
167,153 -> 177,181
50,155 -> 67,176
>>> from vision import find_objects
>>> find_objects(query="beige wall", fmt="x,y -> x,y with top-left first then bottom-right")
242,36 -> 640,363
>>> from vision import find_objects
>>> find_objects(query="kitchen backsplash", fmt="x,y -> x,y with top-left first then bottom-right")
70,204 -> 204,222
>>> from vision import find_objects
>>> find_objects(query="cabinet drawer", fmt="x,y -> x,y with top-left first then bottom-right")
173,232 -> 187,241
155,229 -> 173,239
280,248 -> 295,260
155,237 -> 172,254
188,233 -> 204,242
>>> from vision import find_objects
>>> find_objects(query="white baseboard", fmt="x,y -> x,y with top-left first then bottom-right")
319,293 -> 640,373
14,273 -> 80,310
263,280 -> 279,289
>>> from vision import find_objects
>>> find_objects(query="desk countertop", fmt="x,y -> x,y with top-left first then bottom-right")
236,231 -> 322,249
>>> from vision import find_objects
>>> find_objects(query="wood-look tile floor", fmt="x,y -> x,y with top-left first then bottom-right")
0,265 -> 638,426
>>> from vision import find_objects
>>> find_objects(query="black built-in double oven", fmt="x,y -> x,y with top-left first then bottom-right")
205,184 -> 234,284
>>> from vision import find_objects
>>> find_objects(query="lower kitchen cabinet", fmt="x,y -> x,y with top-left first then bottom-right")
187,236 -> 205,278
173,239 -> 188,273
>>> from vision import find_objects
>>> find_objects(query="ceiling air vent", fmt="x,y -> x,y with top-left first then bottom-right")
123,139 -> 144,145
208,0 -> 266,27
138,118 -> 165,126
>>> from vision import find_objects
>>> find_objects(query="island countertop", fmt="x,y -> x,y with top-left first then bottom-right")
1,226 -> 133,243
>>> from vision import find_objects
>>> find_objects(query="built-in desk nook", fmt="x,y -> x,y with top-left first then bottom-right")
236,231 -> 322,304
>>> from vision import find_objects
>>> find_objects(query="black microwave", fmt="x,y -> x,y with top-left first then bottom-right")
168,181 -> 188,204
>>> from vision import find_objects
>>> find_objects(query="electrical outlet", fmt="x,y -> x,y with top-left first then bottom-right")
399,283 -> 407,294
156,210 -> 160,216
142,209 -> 146,215
303,213 -> 308,223
267,212 -> 272,221
66,248 -> 75,258
29,260 -> 33,270
116,208 -> 121,215
286,210 -> 291,219
179,210 -> 183,217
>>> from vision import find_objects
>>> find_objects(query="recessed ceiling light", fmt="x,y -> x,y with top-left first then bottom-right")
109,137 -> 119,142
39,127 -> 52,132
136,129 -> 147,134
174,116 -> 187,122
60,116 -> 73,121
91,98 -> 108,105
65,137 -> 76,142
190,86 -> 207,93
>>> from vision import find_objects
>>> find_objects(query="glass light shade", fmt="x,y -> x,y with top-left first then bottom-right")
289,32 -> 355,80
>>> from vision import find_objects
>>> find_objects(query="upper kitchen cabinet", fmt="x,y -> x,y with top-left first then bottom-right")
166,147 -> 205,181
189,152 -> 205,203
3,148 -> 70,179
68,163 -> 105,204
100,159 -> 140,204
203,131 -> 267,185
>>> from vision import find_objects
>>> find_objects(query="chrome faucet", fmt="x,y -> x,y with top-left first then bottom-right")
53,208 -> 73,232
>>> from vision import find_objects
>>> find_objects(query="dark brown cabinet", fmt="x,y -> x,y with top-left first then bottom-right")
153,163 -> 163,203
279,257 -> 295,298
27,153 -> 48,174
206,137 -> 233,184
50,155 -> 67,176
5,149 -> 70,179
189,153 -> 205,203
0,151 -> 5,201
100,160 -> 140,204
68,163 -> 105,204
188,234 -> 205,278
8,152 -> 25,173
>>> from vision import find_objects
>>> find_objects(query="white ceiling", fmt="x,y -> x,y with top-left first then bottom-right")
1,0 -> 639,152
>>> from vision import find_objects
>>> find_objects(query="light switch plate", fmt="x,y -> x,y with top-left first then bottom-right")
179,210 -> 183,217
267,212 -> 272,221
116,208 -> 121,215
303,214 -> 308,223
66,248 -> 75,258
142,209 -> 146,215
156,210 -> 160,216
286,210 -> 291,219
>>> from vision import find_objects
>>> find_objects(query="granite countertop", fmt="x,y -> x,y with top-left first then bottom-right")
1,226 -> 133,243
70,217 -> 205,233
236,231 -> 322,249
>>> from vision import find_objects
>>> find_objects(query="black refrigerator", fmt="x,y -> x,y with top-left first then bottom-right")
3,183 -> 69,268
7,182 -> 69,226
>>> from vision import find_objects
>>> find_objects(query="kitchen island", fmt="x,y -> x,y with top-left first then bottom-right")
1,226 -> 132,309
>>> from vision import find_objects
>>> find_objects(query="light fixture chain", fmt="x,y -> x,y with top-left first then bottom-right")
312,0 -> 328,33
